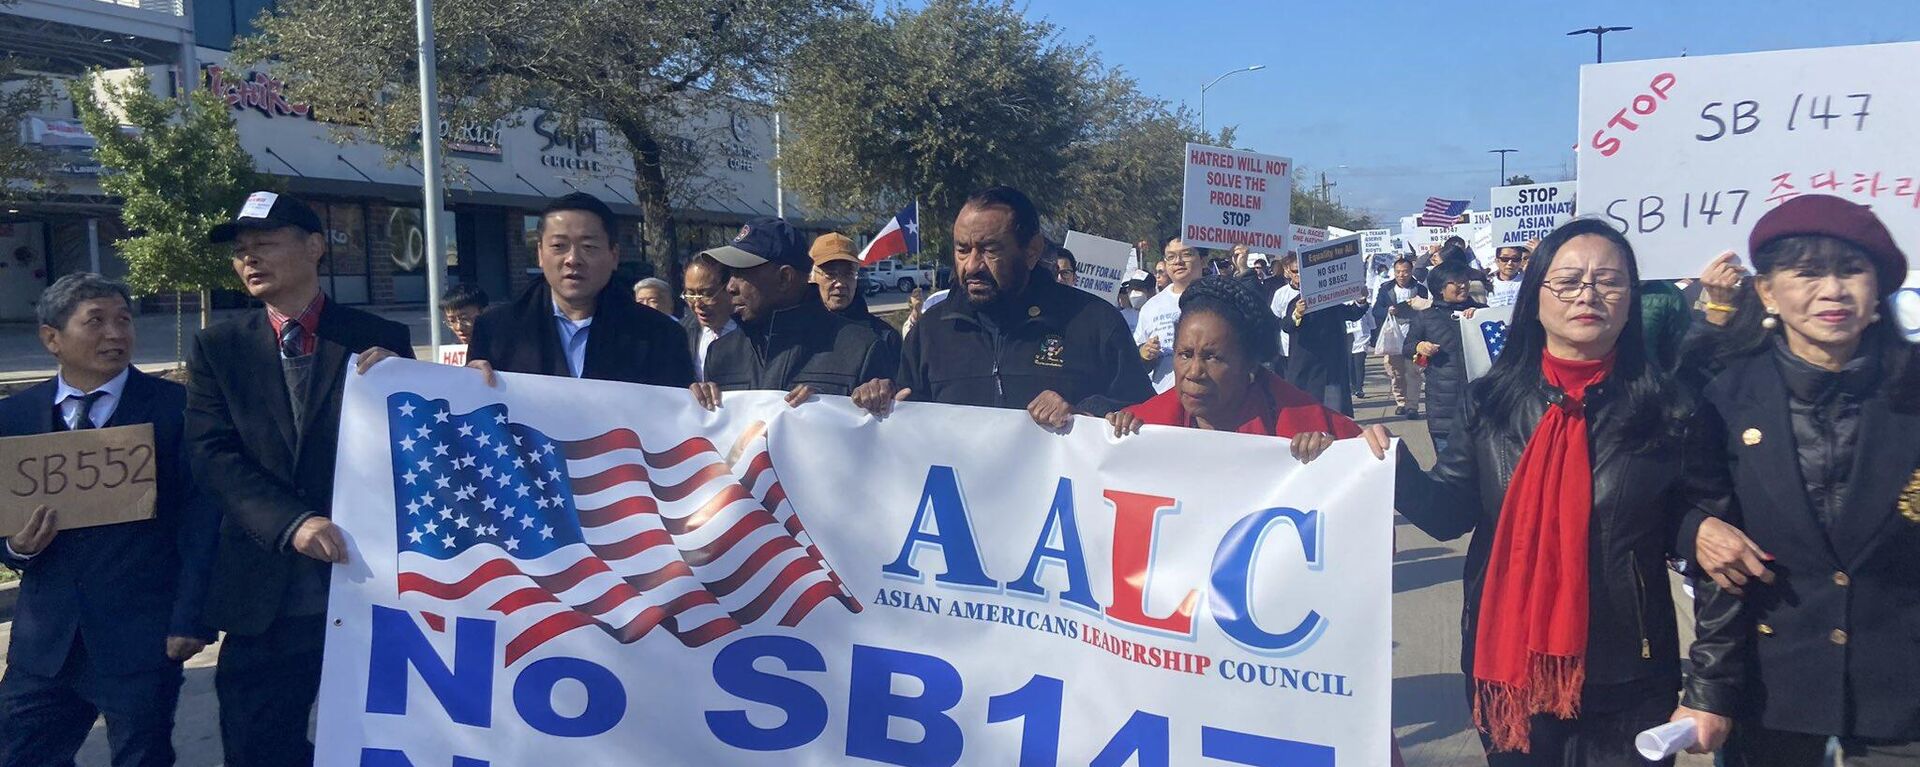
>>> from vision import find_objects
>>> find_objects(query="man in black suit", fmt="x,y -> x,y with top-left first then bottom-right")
187,191 -> 413,766
0,273 -> 217,767
680,253 -> 737,381
466,193 -> 695,386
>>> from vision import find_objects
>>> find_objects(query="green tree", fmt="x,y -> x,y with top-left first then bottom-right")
72,66 -> 268,327
238,0 -> 853,282
1290,166 -> 1376,232
0,56 -> 58,193
781,0 -> 1229,262
1505,174 -> 1536,186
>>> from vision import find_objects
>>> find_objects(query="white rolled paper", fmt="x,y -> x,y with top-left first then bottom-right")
1635,719 -> 1700,761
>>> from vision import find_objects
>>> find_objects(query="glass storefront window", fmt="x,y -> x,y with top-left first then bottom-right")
321,203 -> 370,304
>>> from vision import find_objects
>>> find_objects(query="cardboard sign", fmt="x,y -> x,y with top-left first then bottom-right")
1399,215 -> 1456,252
1061,231 -> 1135,299
1491,182 -> 1577,248
1577,42 -> 1920,280
0,424 -> 158,537
438,344 -> 469,366
1300,234 -> 1367,314
1180,143 -> 1294,251
1359,228 -> 1394,257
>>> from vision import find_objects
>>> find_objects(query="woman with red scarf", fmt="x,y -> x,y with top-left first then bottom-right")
1393,219 -> 1740,764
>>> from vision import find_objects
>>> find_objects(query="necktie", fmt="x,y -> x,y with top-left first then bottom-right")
280,320 -> 307,359
68,390 -> 108,430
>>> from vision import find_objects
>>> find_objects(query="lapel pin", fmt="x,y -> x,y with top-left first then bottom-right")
1028,306 -> 1041,318
1741,428 -> 1763,446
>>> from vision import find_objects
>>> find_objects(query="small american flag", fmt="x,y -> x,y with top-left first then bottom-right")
1417,197 -> 1469,228
1480,320 -> 1510,360
385,393 -> 859,665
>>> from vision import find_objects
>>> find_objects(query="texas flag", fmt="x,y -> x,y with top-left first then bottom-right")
857,202 -> 920,265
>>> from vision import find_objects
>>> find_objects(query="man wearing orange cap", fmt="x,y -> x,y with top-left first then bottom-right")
810,233 -> 902,358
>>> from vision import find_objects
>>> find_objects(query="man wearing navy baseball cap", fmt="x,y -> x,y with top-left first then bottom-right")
689,216 -> 896,409
188,190 -> 413,765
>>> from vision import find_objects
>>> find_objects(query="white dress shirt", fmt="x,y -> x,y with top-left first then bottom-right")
695,319 -> 739,382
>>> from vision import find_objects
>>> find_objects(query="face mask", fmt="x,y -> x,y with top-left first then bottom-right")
1127,290 -> 1148,309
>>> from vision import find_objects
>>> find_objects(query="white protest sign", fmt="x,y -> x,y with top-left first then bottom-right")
1181,143 -> 1294,251
317,362 -> 1394,766
1461,304 -> 1517,380
1359,229 -> 1394,257
1491,182 -> 1577,249
1300,234 -> 1367,314
437,344 -> 469,366
1578,41 -> 1920,280
1289,224 -> 1329,253
1061,230 -> 1133,299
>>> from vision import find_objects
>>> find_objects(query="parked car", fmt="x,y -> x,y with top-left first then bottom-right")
868,259 -> 936,292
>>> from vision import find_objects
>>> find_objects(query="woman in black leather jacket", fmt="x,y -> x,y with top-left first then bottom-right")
1677,195 -> 1920,766
1394,219 -> 1739,765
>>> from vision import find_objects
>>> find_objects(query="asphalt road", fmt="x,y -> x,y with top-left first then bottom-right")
0,357 -> 1710,766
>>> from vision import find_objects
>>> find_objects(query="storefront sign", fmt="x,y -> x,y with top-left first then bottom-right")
533,111 -> 608,172
204,65 -> 314,120
441,119 -> 504,159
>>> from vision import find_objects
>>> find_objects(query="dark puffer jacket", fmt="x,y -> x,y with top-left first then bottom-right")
1403,300 -> 1477,438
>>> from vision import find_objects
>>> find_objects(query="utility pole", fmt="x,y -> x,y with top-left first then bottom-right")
1567,25 -> 1633,64
1314,172 -> 1336,227
1489,148 -> 1517,186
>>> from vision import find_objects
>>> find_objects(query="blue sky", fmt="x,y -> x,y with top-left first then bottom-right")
1015,0 -> 1920,223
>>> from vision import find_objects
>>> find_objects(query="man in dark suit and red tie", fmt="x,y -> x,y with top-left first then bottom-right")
187,191 -> 413,766
0,273 -> 218,767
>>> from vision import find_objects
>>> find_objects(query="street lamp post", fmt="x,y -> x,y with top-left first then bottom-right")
1567,25 -> 1633,63
1489,148 -> 1517,185
414,0 -> 447,357
1199,65 -> 1265,136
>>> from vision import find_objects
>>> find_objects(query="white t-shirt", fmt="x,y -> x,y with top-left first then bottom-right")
694,319 -> 738,382
1269,284 -> 1300,356
1132,287 -> 1184,392
1489,276 -> 1524,308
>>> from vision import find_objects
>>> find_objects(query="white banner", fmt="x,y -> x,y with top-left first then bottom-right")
316,362 -> 1394,766
1181,143 -> 1295,251
1577,42 -> 1920,280
1490,182 -> 1577,250
1062,231 -> 1135,300
1300,234 -> 1367,315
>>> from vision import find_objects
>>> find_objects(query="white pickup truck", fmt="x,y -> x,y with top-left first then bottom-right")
863,259 -> 936,292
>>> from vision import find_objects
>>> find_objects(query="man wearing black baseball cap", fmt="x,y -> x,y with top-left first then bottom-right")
465,192 -> 694,386
689,217 -> 896,409
187,190 -> 413,765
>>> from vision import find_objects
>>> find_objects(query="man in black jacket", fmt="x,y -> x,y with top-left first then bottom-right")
809,233 -> 902,358
187,191 -> 413,766
853,186 -> 1152,426
466,193 -> 695,387
680,255 -> 737,381
0,273 -> 217,767
688,218 -> 896,408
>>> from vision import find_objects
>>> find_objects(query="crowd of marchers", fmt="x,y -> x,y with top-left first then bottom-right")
0,183 -> 1914,767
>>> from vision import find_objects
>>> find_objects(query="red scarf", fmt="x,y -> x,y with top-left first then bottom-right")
1472,351 -> 1614,752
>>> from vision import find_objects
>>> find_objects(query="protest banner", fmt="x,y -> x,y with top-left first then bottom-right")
1181,143 -> 1294,251
1359,229 -> 1394,258
439,344 -> 469,366
1399,215 -> 1455,252
1577,41 -> 1920,280
1491,182 -> 1577,248
316,361 -> 1394,766
1461,305 -> 1517,381
0,424 -> 157,537
1061,231 -> 1134,299
1290,224 -> 1329,253
1300,234 -> 1367,315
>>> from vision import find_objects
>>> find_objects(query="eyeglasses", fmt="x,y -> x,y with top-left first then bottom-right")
1542,276 -> 1630,301
1496,257 -> 1521,263
680,291 -> 723,306
1163,250 -> 1198,262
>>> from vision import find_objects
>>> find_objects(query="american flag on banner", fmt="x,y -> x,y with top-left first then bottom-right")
1417,197 -> 1470,228
384,393 -> 860,665
1480,319 -> 1510,360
